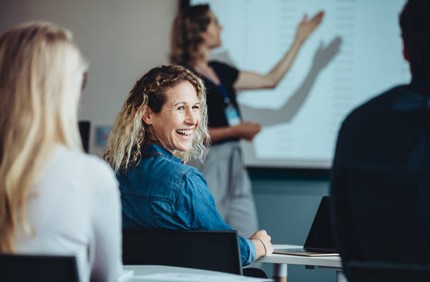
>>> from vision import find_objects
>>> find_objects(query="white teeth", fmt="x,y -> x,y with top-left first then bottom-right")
177,129 -> 193,136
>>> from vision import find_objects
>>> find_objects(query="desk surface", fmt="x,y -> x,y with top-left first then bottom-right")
259,244 -> 342,268
123,265 -> 272,281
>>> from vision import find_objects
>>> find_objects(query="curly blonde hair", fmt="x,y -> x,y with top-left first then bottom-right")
0,21 -> 87,252
104,65 -> 210,171
170,4 -> 211,66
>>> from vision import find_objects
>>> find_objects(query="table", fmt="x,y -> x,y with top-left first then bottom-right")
122,265 -> 273,281
258,244 -> 346,282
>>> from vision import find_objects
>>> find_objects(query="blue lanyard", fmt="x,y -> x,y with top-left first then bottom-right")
218,84 -> 231,104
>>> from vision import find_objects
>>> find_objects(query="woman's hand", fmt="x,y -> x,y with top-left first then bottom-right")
208,122 -> 261,143
250,230 -> 273,259
233,121 -> 261,141
295,11 -> 325,43
234,11 -> 324,91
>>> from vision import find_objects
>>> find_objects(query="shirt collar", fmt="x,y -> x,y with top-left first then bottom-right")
142,143 -> 182,163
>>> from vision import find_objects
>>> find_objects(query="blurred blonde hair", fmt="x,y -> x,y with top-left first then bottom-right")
170,4 -> 211,66
0,21 -> 88,252
104,65 -> 210,172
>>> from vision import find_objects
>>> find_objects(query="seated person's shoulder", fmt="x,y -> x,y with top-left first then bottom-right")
136,154 -> 205,188
144,151 -> 202,177
48,145 -> 117,190
342,84 -> 413,125
59,146 -> 112,172
156,158 -> 208,192
166,159 -> 206,183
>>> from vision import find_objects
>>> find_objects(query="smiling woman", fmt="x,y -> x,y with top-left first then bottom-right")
142,81 -> 202,153
103,65 -> 273,267
104,65 -> 209,168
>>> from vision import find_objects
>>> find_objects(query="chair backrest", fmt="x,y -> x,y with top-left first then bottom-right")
346,260 -> 430,282
78,120 -> 90,153
122,229 -> 243,275
0,254 -> 79,282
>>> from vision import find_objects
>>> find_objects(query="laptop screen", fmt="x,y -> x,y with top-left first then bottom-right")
303,196 -> 337,252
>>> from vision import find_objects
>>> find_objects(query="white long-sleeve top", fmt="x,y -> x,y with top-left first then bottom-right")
13,145 -> 123,282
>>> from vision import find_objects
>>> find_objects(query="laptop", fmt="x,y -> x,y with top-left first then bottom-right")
274,196 -> 339,256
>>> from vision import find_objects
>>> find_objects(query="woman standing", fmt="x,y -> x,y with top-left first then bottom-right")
0,22 -> 122,282
170,4 -> 324,237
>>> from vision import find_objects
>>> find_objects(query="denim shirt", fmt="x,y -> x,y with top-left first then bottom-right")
117,143 -> 256,266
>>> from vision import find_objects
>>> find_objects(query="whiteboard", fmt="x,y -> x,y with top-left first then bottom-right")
189,0 -> 410,169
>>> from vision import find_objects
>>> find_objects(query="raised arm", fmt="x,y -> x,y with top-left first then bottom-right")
240,36 -> 342,127
234,11 -> 325,90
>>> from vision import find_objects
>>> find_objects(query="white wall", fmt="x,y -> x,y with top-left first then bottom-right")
0,0 -> 178,155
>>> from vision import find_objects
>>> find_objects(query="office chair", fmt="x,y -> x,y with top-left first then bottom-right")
122,229 -> 243,275
78,120 -> 90,153
346,260 -> 430,282
0,254 -> 79,282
